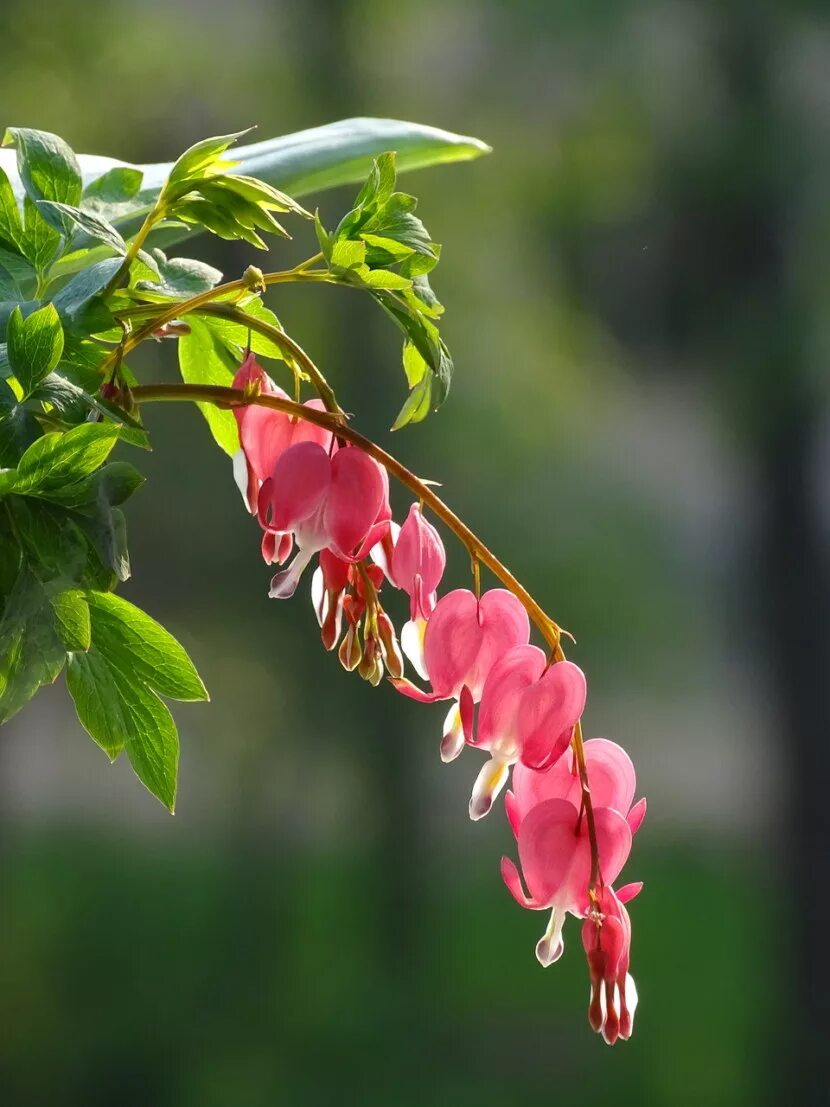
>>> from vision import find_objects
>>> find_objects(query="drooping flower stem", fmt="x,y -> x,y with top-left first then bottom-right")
129,380 -> 602,898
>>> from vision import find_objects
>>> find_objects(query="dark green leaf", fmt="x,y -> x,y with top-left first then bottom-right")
0,565 -> 66,724
83,167 -> 143,206
38,201 -> 126,255
0,166 -> 23,252
21,195 -> 61,272
52,257 -> 122,319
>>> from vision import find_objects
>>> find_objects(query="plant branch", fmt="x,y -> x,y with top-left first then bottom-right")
129,382 -> 562,650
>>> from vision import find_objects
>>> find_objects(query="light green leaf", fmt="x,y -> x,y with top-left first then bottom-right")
85,590 -> 208,702
66,647 -> 127,758
6,422 -> 120,494
0,119 -> 490,247
21,195 -> 60,273
178,316 -> 240,456
166,128 -> 253,190
391,374 -> 433,430
330,238 -> 367,271
6,302 -> 64,396
0,166 -> 23,252
3,127 -> 82,218
50,588 -> 91,651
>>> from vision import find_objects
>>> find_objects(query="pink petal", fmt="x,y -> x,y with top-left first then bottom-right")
500,856 -> 545,909
260,442 -> 331,533
466,590 -> 531,698
475,644 -> 546,753
422,590 -> 484,699
391,504 -> 446,616
627,797 -> 647,835
389,677 -> 445,704
517,798 -> 632,913
504,790 -> 521,839
516,661 -> 587,771
324,447 -> 386,558
616,881 -> 643,904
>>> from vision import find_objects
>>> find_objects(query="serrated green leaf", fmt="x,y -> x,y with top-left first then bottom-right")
177,317 -> 240,456
219,174 -> 310,217
50,588 -> 91,651
6,302 -> 64,396
86,591 -> 208,702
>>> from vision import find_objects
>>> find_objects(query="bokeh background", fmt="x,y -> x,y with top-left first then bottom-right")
1,1 -> 828,1103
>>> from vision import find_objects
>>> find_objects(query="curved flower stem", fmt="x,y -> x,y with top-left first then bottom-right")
129,381 -> 600,895
130,382 -> 562,650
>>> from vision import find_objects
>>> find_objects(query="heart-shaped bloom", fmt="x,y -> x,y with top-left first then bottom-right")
392,588 -> 530,762
231,353 -> 333,517
501,797 -> 632,918
506,738 -> 647,840
259,442 -> 390,599
390,504 -> 446,680
582,882 -> 642,1045
467,645 -> 587,819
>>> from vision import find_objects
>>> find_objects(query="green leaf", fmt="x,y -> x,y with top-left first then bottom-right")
0,119 -> 490,248
138,250 -> 222,297
51,257 -> 122,320
5,422 -> 120,495
66,592 -> 208,809
0,565 -> 66,724
38,201 -> 126,255
85,591 -> 208,702
65,647 -> 128,758
32,372 -> 151,449
0,166 -> 23,252
6,302 -> 64,396
391,374 -> 433,430
3,127 -> 82,214
50,588 -> 91,651
330,237 -> 367,271
83,166 -> 143,206
177,317 -> 240,455
166,129 -> 253,191
21,195 -> 60,273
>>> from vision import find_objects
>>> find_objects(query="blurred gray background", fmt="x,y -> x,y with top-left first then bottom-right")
2,1 -> 828,1104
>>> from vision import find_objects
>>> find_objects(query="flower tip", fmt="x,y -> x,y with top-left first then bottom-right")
535,934 -> 564,967
468,792 -> 493,821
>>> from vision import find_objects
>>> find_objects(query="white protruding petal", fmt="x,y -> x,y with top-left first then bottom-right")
232,448 -> 253,512
440,702 -> 466,763
310,565 -> 326,626
535,908 -> 566,967
621,973 -> 638,1037
269,548 -> 315,600
401,617 -> 429,681
469,756 -> 510,821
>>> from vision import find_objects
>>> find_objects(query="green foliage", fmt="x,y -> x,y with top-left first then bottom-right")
0,117 -> 489,810
316,151 -> 454,427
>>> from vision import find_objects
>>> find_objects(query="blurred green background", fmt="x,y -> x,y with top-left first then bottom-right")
2,0 -> 828,1103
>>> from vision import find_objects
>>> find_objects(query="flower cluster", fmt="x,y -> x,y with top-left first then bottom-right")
232,355 -> 646,1044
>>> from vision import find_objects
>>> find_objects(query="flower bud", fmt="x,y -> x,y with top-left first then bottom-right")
338,626 -> 361,671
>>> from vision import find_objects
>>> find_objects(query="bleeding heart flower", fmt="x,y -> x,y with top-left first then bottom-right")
466,645 -> 587,820
259,442 -> 389,599
391,504 -> 446,680
506,738 -> 647,840
392,588 -> 530,762
582,882 -> 642,1045
231,353 -> 333,516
